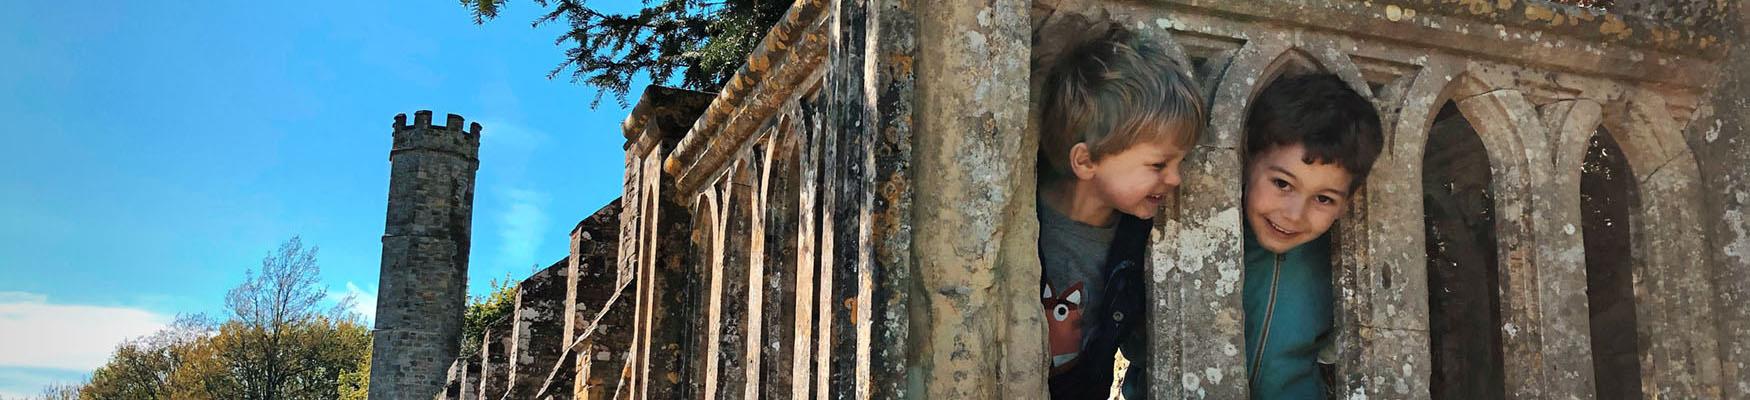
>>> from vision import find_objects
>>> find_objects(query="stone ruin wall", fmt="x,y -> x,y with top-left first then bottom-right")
402,0 -> 1750,399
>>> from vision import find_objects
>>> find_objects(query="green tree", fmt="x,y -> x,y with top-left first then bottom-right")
207,236 -> 369,400
460,0 -> 789,106
459,273 -> 520,359
80,236 -> 372,400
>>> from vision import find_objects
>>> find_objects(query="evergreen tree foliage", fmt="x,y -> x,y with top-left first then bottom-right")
459,0 -> 790,107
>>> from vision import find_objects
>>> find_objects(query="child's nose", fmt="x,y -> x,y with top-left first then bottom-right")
1282,197 -> 1307,222
1160,168 -> 1180,187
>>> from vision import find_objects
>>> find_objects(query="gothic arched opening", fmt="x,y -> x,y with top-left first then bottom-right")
1422,101 -> 1507,400
1579,129 -> 1644,400
684,194 -> 718,399
756,117 -> 803,399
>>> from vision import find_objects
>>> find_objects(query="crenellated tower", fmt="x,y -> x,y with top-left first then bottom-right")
370,110 -> 481,399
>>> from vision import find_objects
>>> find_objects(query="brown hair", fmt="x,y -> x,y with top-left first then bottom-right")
1039,27 -> 1205,179
1244,73 -> 1383,192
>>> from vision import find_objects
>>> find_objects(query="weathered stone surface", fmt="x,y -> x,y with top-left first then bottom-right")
476,316 -> 512,400
440,359 -> 480,400
1601,89 -> 1725,398
1690,4 -> 1750,399
1456,90 -> 1554,399
756,121 -> 801,400
575,292 -> 635,400
626,87 -> 715,400
909,0 -> 1041,398
505,260 -> 569,399
567,200 -> 623,347
372,111 -> 480,400
380,0 -> 1750,398
865,0 -> 917,395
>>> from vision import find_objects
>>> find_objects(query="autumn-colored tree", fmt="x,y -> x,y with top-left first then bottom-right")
81,314 -> 215,399
203,237 -> 370,400
334,348 -> 370,400
78,237 -> 371,400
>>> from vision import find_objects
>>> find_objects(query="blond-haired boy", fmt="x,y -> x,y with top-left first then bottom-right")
1036,27 -> 1205,399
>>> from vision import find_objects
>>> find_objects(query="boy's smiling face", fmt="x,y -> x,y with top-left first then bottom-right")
1072,138 -> 1187,221
1244,143 -> 1354,253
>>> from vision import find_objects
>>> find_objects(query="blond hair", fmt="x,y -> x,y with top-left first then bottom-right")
1039,28 -> 1205,179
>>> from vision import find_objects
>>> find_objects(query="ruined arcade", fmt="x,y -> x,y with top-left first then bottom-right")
370,0 -> 1750,398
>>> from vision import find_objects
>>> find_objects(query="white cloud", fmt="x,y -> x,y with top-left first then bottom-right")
496,187 -> 550,271
340,282 -> 376,323
0,292 -> 170,371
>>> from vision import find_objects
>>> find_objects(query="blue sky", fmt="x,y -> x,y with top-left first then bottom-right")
0,0 -> 650,396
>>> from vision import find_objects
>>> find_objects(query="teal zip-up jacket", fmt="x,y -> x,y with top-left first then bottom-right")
1243,226 -> 1333,399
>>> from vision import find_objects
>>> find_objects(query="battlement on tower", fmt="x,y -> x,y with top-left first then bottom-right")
393,110 -> 482,158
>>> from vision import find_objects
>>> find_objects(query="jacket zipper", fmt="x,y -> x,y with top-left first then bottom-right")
1250,254 -> 1284,384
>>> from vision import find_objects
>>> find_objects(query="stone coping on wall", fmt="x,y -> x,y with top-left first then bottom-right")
621,85 -> 716,158
662,0 -> 831,196
1057,0 -> 1724,88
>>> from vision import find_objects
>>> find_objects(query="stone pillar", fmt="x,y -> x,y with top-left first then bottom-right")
564,200 -> 629,399
440,359 -> 478,400
576,295 -> 635,400
618,86 -> 715,400
371,111 -> 481,400
476,317 -> 513,400
505,261 -> 569,398
566,200 -> 623,347
908,0 -> 1041,397
1692,2 -> 1750,398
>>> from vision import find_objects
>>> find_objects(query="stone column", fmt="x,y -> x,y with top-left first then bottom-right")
567,200 -> 623,347
617,87 -> 715,400
908,0 -> 1042,397
1692,2 -> 1750,398
370,111 -> 481,400
476,317 -> 513,400
505,261 -> 569,398
440,359 -> 478,400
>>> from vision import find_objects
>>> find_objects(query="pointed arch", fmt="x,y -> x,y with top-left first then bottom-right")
692,182 -> 725,400
1597,90 -> 1723,397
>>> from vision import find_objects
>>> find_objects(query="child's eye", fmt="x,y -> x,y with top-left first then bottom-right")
1149,163 -> 1167,170
1316,195 -> 1335,205
1271,178 -> 1290,190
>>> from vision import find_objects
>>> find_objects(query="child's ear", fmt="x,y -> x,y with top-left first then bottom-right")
1070,143 -> 1097,180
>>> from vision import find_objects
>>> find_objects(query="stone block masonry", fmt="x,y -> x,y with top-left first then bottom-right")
370,111 -> 480,400
377,0 -> 1750,398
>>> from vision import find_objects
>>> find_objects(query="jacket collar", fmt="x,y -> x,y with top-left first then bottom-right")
1242,222 -> 1329,260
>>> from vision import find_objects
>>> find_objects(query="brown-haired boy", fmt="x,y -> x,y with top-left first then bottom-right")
1241,73 -> 1384,399
1036,27 -> 1205,399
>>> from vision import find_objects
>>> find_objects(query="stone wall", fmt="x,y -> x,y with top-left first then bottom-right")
504,259 -> 568,398
628,0 -> 1743,398
425,199 -> 626,400
384,0 -> 1750,398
